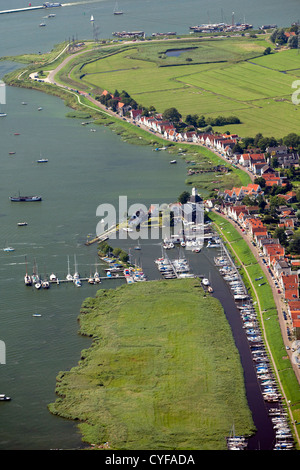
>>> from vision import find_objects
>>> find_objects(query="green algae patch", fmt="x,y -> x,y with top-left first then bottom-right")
48,278 -> 254,449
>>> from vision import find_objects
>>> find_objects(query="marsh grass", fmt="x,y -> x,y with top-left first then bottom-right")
48,279 -> 254,450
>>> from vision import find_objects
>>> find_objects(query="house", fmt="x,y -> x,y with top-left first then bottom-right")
223,187 -> 245,202
266,145 -> 288,156
258,237 -> 279,249
239,154 -> 251,167
249,153 -> 266,170
263,243 -> 285,263
251,162 -> 269,175
262,173 -> 282,187
280,273 -> 299,300
226,204 -> 248,220
130,109 -> 143,120
273,259 -> 292,278
288,300 -> 300,328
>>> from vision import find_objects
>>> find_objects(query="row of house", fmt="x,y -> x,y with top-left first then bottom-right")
223,200 -> 300,331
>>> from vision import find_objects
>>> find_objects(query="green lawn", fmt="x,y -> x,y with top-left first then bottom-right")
48,279 -> 254,450
75,39 -> 300,137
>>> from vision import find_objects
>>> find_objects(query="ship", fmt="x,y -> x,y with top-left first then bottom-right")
43,2 -> 62,7
10,192 -> 42,202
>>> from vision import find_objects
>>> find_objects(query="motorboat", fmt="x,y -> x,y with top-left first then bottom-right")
0,394 -> 11,401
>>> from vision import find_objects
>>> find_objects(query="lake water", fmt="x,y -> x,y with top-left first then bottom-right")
0,0 -> 295,449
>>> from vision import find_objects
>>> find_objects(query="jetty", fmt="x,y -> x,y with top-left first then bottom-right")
0,6 -> 45,15
0,3 -> 62,15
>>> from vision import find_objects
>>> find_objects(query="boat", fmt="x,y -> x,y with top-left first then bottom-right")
134,240 -> 141,250
32,314 -> 42,317
169,160 -> 177,164
207,239 -> 221,248
37,158 -> 48,163
18,222 -> 28,226
0,112 -> 7,117
0,394 -> 11,401
43,2 -> 62,7
39,23 -> 46,27
49,273 -> 57,282
9,152 -> 16,155
24,256 -> 32,286
10,193 -> 42,202
48,13 -> 56,17
3,247 -> 14,252
113,2 -> 123,14
38,107 -> 43,111
66,256 -> 73,281
202,278 -> 210,286
42,276 -> 50,289
31,259 -> 40,284
90,14 -> 94,21
73,255 -> 80,282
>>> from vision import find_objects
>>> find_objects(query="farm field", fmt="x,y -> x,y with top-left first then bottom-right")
77,37 -> 300,137
48,279 -> 254,450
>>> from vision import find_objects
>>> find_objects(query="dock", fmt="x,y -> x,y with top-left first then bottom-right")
0,6 -> 45,15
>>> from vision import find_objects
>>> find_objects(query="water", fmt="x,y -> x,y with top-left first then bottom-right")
0,0 -> 295,449
0,0 -> 298,57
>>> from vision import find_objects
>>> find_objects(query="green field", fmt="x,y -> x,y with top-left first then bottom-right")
72,38 -> 300,137
48,279 -> 254,450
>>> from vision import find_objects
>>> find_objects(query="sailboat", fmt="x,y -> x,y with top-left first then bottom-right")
73,255 -> 81,287
66,255 -> 73,281
34,263 -> 41,289
94,260 -> 101,283
24,256 -> 32,286
113,2 -> 123,14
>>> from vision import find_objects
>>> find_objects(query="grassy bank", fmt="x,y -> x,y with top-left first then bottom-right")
209,211 -> 300,424
48,278 -> 254,450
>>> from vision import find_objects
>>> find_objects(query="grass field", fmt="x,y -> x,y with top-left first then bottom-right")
74,38 -> 300,137
48,279 -> 255,450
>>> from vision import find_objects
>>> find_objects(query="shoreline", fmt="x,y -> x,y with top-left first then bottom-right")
2,38 -> 300,449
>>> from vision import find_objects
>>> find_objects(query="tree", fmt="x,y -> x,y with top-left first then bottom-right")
288,35 -> 298,48
162,107 -> 182,123
283,133 -> 300,149
273,227 -> 287,246
178,191 -> 190,204
288,232 -> 300,255
263,46 -> 272,55
197,115 -> 206,127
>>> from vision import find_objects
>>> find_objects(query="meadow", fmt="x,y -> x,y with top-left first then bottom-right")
48,278 -> 254,450
75,38 -> 300,137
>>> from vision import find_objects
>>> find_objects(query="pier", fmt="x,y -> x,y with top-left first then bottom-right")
0,6 -> 45,15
